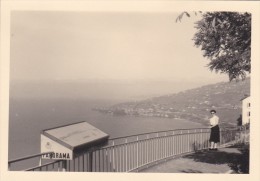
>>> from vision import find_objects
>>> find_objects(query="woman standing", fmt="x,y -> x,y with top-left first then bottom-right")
209,110 -> 220,150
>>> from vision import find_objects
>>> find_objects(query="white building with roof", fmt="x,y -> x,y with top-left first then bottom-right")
241,95 -> 250,125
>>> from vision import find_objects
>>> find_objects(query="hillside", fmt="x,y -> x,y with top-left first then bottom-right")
95,78 -> 250,126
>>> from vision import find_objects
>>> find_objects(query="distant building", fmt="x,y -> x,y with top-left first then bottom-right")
241,95 -> 250,125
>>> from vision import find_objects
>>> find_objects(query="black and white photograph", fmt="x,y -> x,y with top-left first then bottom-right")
1,1 -> 260,181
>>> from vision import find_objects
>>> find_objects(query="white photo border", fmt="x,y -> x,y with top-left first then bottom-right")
1,1 -> 260,181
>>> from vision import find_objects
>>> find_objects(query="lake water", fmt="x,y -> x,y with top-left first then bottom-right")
8,98 -> 205,169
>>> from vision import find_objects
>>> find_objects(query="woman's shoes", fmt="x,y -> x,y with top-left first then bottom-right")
209,148 -> 218,151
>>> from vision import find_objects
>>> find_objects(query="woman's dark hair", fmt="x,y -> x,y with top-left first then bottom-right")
210,109 -> 216,113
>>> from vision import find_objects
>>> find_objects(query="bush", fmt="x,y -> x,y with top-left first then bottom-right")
228,143 -> 249,173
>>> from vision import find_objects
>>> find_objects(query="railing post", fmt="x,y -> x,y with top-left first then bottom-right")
194,129 -> 197,151
172,131 -> 175,155
105,149 -> 108,172
112,141 -> 115,172
62,160 -> 67,172
39,157 -> 42,167
187,130 -> 190,152
82,154 -> 85,172
146,135 -> 149,164
89,152 -> 93,172
125,138 -> 128,172
200,129 -> 202,150
164,132 -> 167,159
180,130 -> 183,154
136,136 -> 139,171
156,133 -> 159,162
220,127 -> 223,145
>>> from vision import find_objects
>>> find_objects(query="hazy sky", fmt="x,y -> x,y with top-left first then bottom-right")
11,11 -> 228,83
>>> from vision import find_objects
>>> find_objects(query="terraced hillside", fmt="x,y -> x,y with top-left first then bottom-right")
96,78 -> 250,126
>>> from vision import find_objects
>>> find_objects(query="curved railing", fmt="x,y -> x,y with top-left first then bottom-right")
8,126 -> 249,172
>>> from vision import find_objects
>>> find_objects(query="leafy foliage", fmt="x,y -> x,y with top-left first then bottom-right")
193,12 -> 251,81
176,11 -> 202,22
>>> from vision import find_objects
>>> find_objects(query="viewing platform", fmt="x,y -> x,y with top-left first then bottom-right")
141,145 -> 249,173
8,124 -> 249,173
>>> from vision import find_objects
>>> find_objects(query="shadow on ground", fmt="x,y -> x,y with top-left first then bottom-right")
181,169 -> 203,173
183,144 -> 249,174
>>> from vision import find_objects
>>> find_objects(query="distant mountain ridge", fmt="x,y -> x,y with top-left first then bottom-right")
96,78 -> 250,126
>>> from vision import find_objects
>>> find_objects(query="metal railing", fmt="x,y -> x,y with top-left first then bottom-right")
8,152 -> 64,171
8,126 -> 248,172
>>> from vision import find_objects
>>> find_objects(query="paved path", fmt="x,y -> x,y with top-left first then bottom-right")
141,146 -> 247,173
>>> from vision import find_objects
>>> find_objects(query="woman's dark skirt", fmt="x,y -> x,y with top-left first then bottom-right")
209,125 -> 220,143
